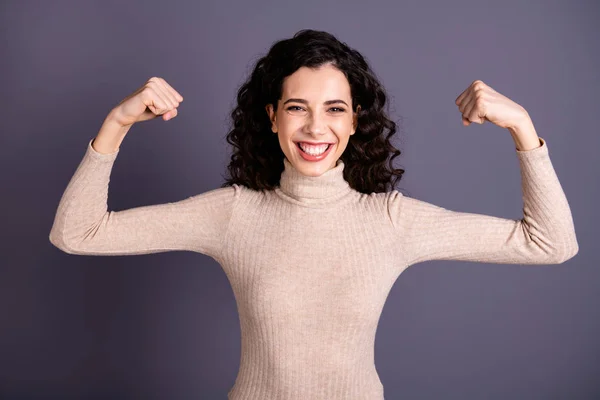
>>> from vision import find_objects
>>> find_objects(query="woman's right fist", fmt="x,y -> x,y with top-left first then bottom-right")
110,77 -> 184,127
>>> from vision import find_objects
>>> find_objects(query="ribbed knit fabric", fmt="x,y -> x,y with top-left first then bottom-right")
49,136 -> 578,399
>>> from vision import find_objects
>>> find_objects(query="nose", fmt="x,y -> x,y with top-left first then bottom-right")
305,111 -> 326,136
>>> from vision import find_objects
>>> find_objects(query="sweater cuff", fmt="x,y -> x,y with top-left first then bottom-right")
86,137 -> 120,163
515,137 -> 548,161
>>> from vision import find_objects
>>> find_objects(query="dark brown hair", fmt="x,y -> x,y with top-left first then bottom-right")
220,29 -> 407,195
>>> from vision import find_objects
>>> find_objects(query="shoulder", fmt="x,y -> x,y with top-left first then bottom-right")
358,189 -> 407,208
350,189 -> 407,222
175,184 -> 248,213
219,183 -> 275,207
369,189 -> 438,229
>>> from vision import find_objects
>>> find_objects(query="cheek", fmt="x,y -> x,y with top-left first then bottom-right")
334,120 -> 354,140
278,113 -> 299,128
336,118 -> 354,134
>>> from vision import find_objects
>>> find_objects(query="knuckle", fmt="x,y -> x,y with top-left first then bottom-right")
144,86 -> 156,96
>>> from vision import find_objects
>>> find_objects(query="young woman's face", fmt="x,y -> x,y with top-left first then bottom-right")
266,64 -> 359,177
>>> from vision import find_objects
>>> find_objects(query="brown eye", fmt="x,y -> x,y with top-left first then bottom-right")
286,106 -> 304,111
329,107 -> 345,112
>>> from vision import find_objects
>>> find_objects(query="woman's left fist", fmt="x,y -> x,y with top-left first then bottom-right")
455,80 -> 529,129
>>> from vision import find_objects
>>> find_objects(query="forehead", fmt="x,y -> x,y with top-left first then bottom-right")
281,65 -> 351,100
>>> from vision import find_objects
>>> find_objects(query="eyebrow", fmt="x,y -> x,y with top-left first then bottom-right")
283,98 -> 349,107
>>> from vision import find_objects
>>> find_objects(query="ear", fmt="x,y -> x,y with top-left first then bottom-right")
351,104 -> 361,135
265,104 -> 277,133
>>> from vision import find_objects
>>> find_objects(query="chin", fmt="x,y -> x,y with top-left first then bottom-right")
294,157 -> 339,177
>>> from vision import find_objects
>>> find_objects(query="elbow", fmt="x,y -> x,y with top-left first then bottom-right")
49,230 -> 78,255
550,237 -> 579,264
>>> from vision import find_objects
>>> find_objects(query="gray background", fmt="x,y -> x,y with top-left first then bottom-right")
1,0 -> 598,399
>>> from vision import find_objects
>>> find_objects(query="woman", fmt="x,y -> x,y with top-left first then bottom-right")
49,29 -> 578,399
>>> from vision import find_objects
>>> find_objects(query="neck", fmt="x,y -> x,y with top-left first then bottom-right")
276,158 -> 352,207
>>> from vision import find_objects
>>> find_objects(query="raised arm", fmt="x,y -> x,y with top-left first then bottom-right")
49,138 -> 240,259
387,137 -> 578,267
49,77 -> 241,259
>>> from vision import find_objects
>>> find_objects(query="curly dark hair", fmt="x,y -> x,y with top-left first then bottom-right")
220,29 -> 407,195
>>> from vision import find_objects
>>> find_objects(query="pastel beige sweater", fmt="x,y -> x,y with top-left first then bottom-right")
49,136 -> 578,399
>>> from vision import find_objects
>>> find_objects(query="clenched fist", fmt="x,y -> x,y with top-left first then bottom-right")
454,80 -> 529,129
111,77 -> 184,127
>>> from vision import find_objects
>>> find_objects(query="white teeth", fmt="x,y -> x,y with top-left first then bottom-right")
299,143 -> 329,155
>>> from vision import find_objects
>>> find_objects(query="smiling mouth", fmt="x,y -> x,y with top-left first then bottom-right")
294,142 -> 336,161
296,142 -> 332,153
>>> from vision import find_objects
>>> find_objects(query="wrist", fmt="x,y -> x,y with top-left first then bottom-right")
93,112 -> 132,154
508,115 -> 540,151
105,107 -> 132,128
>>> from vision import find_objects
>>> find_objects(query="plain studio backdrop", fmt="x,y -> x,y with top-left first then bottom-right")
1,0 -> 598,399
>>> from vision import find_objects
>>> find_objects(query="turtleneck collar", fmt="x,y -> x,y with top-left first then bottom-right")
275,158 -> 353,207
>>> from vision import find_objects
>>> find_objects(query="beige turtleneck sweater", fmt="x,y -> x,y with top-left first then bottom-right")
49,136 -> 578,399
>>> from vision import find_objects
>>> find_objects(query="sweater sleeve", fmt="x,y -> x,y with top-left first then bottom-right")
387,137 -> 579,266
49,138 -> 239,259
